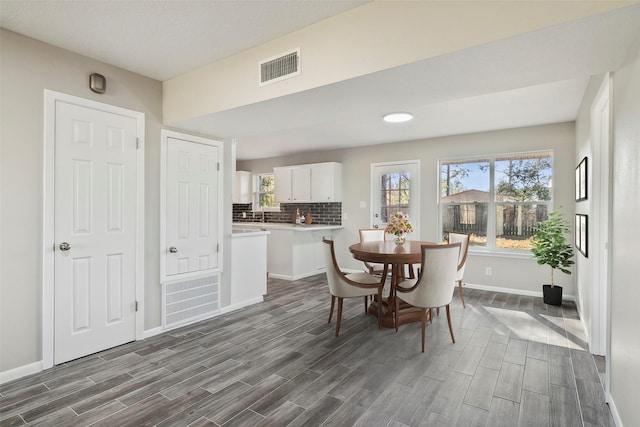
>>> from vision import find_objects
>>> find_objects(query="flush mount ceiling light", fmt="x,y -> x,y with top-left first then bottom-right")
383,112 -> 413,123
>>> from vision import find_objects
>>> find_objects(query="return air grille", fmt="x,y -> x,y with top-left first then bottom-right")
259,48 -> 300,86
162,274 -> 219,329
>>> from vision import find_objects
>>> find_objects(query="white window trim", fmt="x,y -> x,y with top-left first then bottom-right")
438,150 -> 554,255
252,173 -> 280,212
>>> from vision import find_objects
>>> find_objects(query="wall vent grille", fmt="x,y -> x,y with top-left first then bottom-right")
162,274 -> 219,329
259,48 -> 300,86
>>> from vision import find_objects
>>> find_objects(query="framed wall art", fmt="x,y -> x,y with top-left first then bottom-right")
575,214 -> 588,257
575,157 -> 588,201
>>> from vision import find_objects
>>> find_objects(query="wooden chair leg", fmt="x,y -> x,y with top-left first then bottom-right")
458,280 -> 466,308
377,288 -> 382,328
335,298 -> 344,337
328,295 -> 335,323
421,308 -> 427,353
429,308 -> 433,324
446,304 -> 455,343
364,296 -> 368,315
394,295 -> 400,332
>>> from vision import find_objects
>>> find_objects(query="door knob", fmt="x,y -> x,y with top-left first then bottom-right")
169,247 -> 178,253
59,242 -> 71,251
373,225 -> 379,229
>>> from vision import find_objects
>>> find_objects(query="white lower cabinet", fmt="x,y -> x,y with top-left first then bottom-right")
267,229 -> 333,280
230,231 -> 268,308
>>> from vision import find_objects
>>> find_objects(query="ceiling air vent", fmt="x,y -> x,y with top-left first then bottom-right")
259,48 -> 300,86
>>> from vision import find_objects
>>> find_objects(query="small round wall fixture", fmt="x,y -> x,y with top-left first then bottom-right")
89,73 -> 106,94
383,112 -> 413,123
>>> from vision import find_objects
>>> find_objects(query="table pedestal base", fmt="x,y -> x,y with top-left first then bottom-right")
369,297 -> 427,329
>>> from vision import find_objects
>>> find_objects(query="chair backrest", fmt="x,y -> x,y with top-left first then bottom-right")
359,228 -> 385,243
448,232 -> 470,280
322,238 -> 352,297
403,243 -> 460,308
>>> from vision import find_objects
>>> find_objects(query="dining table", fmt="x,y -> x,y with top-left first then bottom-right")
349,239 -> 435,329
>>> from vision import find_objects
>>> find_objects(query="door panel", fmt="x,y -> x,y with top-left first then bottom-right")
166,137 -> 219,275
54,101 -> 137,364
371,161 -> 420,238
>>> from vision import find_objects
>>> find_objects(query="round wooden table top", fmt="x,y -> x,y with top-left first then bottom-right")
349,240 -> 436,264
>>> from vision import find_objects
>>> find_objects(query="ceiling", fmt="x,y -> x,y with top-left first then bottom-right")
2,1 -> 640,160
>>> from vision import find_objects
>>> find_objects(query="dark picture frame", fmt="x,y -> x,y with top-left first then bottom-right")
575,214 -> 588,257
575,157 -> 588,201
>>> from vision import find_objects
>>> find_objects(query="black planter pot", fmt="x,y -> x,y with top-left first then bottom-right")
543,284 -> 563,305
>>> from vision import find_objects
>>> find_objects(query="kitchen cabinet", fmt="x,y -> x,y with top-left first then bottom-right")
231,229 -> 268,308
274,162 -> 341,203
233,223 -> 342,280
234,170 -> 252,204
274,166 -> 310,202
311,162 -> 342,202
267,228 -> 333,280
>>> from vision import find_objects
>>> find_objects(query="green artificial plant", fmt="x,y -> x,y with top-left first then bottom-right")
530,208 -> 575,287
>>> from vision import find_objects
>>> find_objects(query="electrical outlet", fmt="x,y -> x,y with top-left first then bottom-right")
485,267 -> 492,276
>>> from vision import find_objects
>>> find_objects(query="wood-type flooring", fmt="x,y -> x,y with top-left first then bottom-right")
0,274 -> 614,426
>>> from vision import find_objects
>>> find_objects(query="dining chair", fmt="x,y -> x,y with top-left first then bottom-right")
448,232 -> 471,308
358,228 -> 387,275
394,243 -> 461,352
322,238 -> 385,337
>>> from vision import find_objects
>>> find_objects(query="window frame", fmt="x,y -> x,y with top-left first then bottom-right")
252,173 -> 280,212
438,150 -> 554,256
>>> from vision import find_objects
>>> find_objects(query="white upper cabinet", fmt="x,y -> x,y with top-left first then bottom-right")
234,171 -> 252,204
274,162 -> 342,203
311,162 -> 342,202
275,166 -> 310,202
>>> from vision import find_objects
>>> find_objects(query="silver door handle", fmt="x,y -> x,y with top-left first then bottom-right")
373,225 -> 379,229
169,247 -> 178,253
59,242 -> 71,251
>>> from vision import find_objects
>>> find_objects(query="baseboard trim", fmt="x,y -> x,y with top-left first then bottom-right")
220,297 -> 264,314
143,326 -> 164,339
268,271 -> 326,281
464,282 -> 576,302
0,361 -> 43,385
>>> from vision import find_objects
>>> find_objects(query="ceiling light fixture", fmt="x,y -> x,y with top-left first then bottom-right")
383,112 -> 413,123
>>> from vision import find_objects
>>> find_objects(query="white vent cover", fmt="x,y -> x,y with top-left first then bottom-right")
259,48 -> 300,86
162,274 -> 219,330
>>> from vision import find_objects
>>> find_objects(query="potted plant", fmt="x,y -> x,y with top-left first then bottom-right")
530,208 -> 575,305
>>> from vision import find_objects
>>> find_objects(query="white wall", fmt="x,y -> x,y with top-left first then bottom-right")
609,34 -> 640,427
574,73 -> 606,350
238,122 -> 576,296
163,1 -> 625,124
0,30 -> 163,373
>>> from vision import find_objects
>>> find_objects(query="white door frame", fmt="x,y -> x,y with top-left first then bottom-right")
590,74 -> 612,399
42,90 -> 145,369
159,129 -> 224,283
370,160 -> 421,238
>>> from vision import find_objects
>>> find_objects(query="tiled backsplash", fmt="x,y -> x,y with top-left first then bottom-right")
232,202 -> 342,225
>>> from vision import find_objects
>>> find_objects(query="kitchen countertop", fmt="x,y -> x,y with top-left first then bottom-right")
231,228 -> 271,238
232,222 -> 343,232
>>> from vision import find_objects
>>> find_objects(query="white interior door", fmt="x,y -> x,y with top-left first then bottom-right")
166,137 -> 219,275
371,160 -> 420,238
54,101 -> 138,364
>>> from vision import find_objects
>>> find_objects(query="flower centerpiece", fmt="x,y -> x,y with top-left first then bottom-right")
385,212 -> 414,246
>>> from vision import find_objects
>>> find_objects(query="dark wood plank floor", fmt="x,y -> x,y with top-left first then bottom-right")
1,274 -> 614,426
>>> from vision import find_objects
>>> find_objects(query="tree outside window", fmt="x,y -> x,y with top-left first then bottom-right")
380,172 -> 411,222
253,174 -> 279,211
440,152 -> 553,251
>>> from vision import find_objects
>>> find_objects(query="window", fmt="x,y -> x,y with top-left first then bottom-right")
253,174 -> 279,211
371,161 -> 420,235
440,152 -> 553,251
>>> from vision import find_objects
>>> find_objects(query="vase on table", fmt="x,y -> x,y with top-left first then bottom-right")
394,234 -> 406,246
